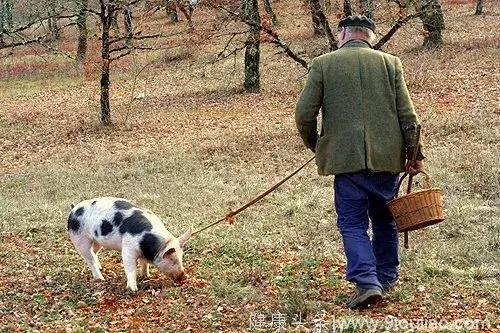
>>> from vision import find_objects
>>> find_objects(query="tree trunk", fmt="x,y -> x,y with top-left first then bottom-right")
242,0 -> 261,92
3,0 -> 13,28
322,0 -> 331,13
262,0 -> 277,25
100,0 -> 112,125
343,0 -> 352,16
76,0 -> 88,63
175,0 -> 193,28
47,0 -> 59,41
309,0 -> 325,36
416,0 -> 444,49
6,0 -> 12,27
0,0 -> 5,47
111,10 -> 120,36
123,5 -> 133,46
308,0 -> 337,50
165,0 -> 178,22
359,0 -> 373,19
474,0 -> 484,15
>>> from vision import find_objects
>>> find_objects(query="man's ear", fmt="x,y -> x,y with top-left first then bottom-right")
178,227 -> 193,248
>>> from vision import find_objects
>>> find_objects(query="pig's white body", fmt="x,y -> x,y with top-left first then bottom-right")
72,198 -> 170,250
67,197 -> 192,291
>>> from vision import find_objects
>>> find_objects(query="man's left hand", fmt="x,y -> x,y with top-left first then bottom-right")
406,160 -> 424,176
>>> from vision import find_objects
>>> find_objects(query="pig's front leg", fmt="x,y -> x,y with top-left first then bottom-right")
70,234 -> 104,280
121,248 -> 139,292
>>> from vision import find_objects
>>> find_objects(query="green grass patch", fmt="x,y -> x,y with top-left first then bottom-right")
0,73 -> 84,98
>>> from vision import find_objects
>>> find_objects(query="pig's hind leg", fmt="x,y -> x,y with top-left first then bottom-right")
70,234 -> 105,280
92,243 -> 103,270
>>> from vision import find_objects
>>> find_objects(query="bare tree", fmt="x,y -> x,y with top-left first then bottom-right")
322,0 -> 331,13
1,0 -> 14,45
1,0 -> 194,125
374,0 -> 435,50
474,0 -> 484,15
111,9 -> 120,35
0,0 -> 5,46
166,0 -> 178,22
415,0 -> 444,49
308,0 -> 337,50
343,0 -> 352,16
5,0 -> 13,28
98,0 -> 114,124
175,0 -> 195,28
123,5 -> 133,45
262,0 -> 277,25
242,0 -> 261,92
359,0 -> 374,19
309,0 -> 325,36
47,0 -> 60,41
216,4 -> 308,70
76,0 -> 88,62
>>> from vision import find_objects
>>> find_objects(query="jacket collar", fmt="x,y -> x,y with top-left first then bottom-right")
339,39 -> 373,49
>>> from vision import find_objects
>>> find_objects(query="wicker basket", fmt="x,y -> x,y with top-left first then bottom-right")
388,172 -> 445,232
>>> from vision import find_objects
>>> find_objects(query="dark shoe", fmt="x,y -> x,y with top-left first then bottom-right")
381,280 -> 398,294
346,287 -> 383,310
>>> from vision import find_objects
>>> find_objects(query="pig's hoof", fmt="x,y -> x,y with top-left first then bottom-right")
127,284 -> 138,292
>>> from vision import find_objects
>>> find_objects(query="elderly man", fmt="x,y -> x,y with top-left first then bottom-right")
295,15 -> 424,309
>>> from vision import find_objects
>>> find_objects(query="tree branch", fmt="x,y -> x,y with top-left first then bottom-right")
309,0 -> 337,51
110,44 -> 183,61
109,29 -> 189,45
215,31 -> 249,60
216,5 -> 309,69
374,0 -> 434,50
0,35 -> 43,49
7,14 -> 78,34
0,18 -> 78,50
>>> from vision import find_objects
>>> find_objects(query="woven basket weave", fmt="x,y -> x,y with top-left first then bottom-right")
388,172 -> 445,233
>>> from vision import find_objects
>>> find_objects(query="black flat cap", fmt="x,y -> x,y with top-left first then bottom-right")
338,15 -> 376,32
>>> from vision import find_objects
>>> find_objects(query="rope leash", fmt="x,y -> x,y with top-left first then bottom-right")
192,156 -> 316,236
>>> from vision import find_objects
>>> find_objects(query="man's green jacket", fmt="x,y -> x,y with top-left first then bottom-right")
295,40 -> 421,175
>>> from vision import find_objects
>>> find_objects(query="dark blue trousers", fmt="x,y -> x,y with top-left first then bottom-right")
334,171 -> 400,290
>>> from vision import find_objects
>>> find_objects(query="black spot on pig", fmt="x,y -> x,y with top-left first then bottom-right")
75,207 -> 85,217
67,213 -> 80,232
119,210 -> 152,235
101,220 -> 114,236
91,200 -> 97,205
113,212 -> 124,226
140,233 -> 165,261
94,230 -> 99,237
114,200 -> 135,211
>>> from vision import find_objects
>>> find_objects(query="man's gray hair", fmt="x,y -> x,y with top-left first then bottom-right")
345,26 -> 377,45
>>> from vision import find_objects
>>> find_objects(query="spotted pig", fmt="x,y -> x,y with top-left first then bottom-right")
67,197 -> 192,291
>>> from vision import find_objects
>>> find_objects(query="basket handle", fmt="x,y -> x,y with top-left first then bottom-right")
395,170 -> 432,197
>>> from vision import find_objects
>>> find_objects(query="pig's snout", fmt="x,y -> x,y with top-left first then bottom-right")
173,271 -> 187,283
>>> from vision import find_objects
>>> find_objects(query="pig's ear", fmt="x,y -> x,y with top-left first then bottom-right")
163,247 -> 176,259
179,227 -> 193,248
